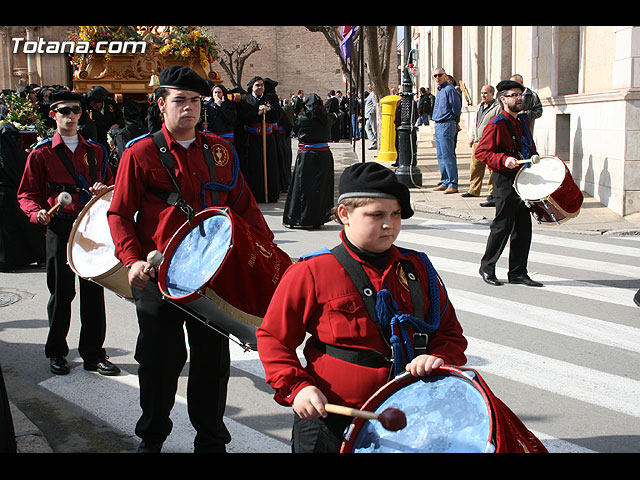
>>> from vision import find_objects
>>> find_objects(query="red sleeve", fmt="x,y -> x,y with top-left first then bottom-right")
474,121 -> 512,172
17,149 -> 48,223
107,147 -> 146,267
256,261 -> 318,406
427,280 -> 468,366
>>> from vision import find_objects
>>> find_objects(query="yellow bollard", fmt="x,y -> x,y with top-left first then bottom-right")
378,95 -> 401,163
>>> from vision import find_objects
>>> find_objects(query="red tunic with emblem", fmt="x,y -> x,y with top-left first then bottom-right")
107,124 -> 271,268
475,112 -> 537,172
256,232 -> 468,409
17,132 -> 113,221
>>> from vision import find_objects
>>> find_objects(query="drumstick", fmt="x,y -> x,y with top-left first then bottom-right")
325,403 -> 407,431
516,154 -> 540,165
46,192 -> 72,216
143,250 -> 163,274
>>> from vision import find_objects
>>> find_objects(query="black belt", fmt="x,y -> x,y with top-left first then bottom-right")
313,338 -> 391,369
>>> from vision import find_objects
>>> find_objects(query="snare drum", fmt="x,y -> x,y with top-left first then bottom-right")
341,366 -> 547,453
157,207 -> 292,350
514,155 -> 583,224
67,186 -> 133,300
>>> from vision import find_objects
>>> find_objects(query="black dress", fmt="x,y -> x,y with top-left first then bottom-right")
283,96 -> 335,228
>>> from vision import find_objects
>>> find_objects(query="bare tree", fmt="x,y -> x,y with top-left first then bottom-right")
216,40 -> 261,89
304,26 -> 396,100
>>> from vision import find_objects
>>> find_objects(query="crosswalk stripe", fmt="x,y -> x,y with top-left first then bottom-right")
398,231 -> 640,278
449,288 -> 640,353
465,337 -> 640,418
414,217 -> 640,258
416,254 -> 635,308
38,367 -> 289,453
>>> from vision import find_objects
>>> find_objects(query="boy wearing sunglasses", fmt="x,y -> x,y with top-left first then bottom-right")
18,89 -> 119,377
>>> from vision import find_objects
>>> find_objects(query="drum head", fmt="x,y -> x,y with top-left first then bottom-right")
67,187 -> 121,278
515,156 -> 567,200
164,211 -> 232,297
344,369 -> 494,453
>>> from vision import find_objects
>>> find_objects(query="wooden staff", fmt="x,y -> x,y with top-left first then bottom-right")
262,108 -> 268,201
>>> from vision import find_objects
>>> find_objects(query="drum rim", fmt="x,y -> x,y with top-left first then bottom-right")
158,206 -> 233,301
340,366 -> 496,453
66,185 -> 122,279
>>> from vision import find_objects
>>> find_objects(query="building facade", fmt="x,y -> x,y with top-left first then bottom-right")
410,26 -> 639,217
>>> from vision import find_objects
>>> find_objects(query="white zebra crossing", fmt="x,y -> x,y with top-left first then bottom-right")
36,216 -> 639,453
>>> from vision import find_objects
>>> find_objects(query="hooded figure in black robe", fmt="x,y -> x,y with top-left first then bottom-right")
264,78 -> 292,193
282,93 -> 335,228
0,123 -> 45,271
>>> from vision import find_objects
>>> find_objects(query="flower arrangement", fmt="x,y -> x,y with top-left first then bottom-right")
68,26 -> 144,64
0,91 -> 50,139
157,27 -> 218,70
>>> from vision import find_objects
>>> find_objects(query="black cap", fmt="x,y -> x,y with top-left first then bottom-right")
496,80 -> 524,94
50,90 -> 83,108
158,65 -> 210,96
338,162 -> 413,219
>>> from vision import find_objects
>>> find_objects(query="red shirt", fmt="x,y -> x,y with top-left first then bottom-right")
256,233 -> 468,409
17,132 -> 113,222
107,125 -> 272,268
475,112 -> 537,172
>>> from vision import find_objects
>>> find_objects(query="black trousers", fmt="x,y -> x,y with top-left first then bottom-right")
132,281 -> 231,452
291,412 -> 352,453
44,217 -> 106,362
480,170 -> 532,278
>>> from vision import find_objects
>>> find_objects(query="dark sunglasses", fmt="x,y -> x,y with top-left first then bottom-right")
54,105 -> 82,115
433,73 -> 445,78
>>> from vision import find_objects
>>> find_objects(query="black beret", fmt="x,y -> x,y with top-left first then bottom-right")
496,80 -> 524,93
50,90 -> 83,108
338,162 -> 413,219
158,65 -> 210,96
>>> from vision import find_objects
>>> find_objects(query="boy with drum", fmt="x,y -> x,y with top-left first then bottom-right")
107,66 -> 272,453
17,89 -> 119,377
257,162 -> 468,453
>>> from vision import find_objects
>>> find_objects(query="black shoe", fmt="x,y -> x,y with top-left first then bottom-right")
508,275 -> 543,287
137,440 -> 163,453
634,288 -> 640,307
461,192 -> 478,198
479,201 -> 495,207
479,269 -> 502,286
49,356 -> 70,375
84,356 -> 121,376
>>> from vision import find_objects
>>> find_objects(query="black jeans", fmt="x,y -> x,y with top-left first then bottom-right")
132,281 -> 231,452
45,216 -> 106,362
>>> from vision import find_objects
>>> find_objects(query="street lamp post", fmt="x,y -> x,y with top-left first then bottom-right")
395,25 -> 422,187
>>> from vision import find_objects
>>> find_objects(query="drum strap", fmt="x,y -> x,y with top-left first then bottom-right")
499,112 -> 533,161
330,243 -> 435,376
150,130 -> 220,222
52,144 -> 97,205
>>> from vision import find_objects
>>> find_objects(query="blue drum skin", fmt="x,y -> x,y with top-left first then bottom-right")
346,372 -> 495,453
165,214 -> 232,297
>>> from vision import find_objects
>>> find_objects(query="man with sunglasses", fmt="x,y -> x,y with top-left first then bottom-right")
475,80 -> 542,288
431,68 -> 462,194
18,89 -> 120,377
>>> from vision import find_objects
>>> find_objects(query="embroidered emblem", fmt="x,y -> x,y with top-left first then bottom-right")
212,143 -> 229,166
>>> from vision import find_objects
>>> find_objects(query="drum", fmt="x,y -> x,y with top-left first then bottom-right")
157,207 -> 292,350
340,366 -> 547,453
514,155 -> 583,224
67,186 -> 133,300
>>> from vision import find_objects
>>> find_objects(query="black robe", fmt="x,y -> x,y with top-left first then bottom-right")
0,123 -> 45,271
283,103 -> 334,228
237,93 -> 281,203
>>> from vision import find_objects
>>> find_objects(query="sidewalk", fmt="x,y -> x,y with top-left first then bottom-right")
330,127 -> 640,236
